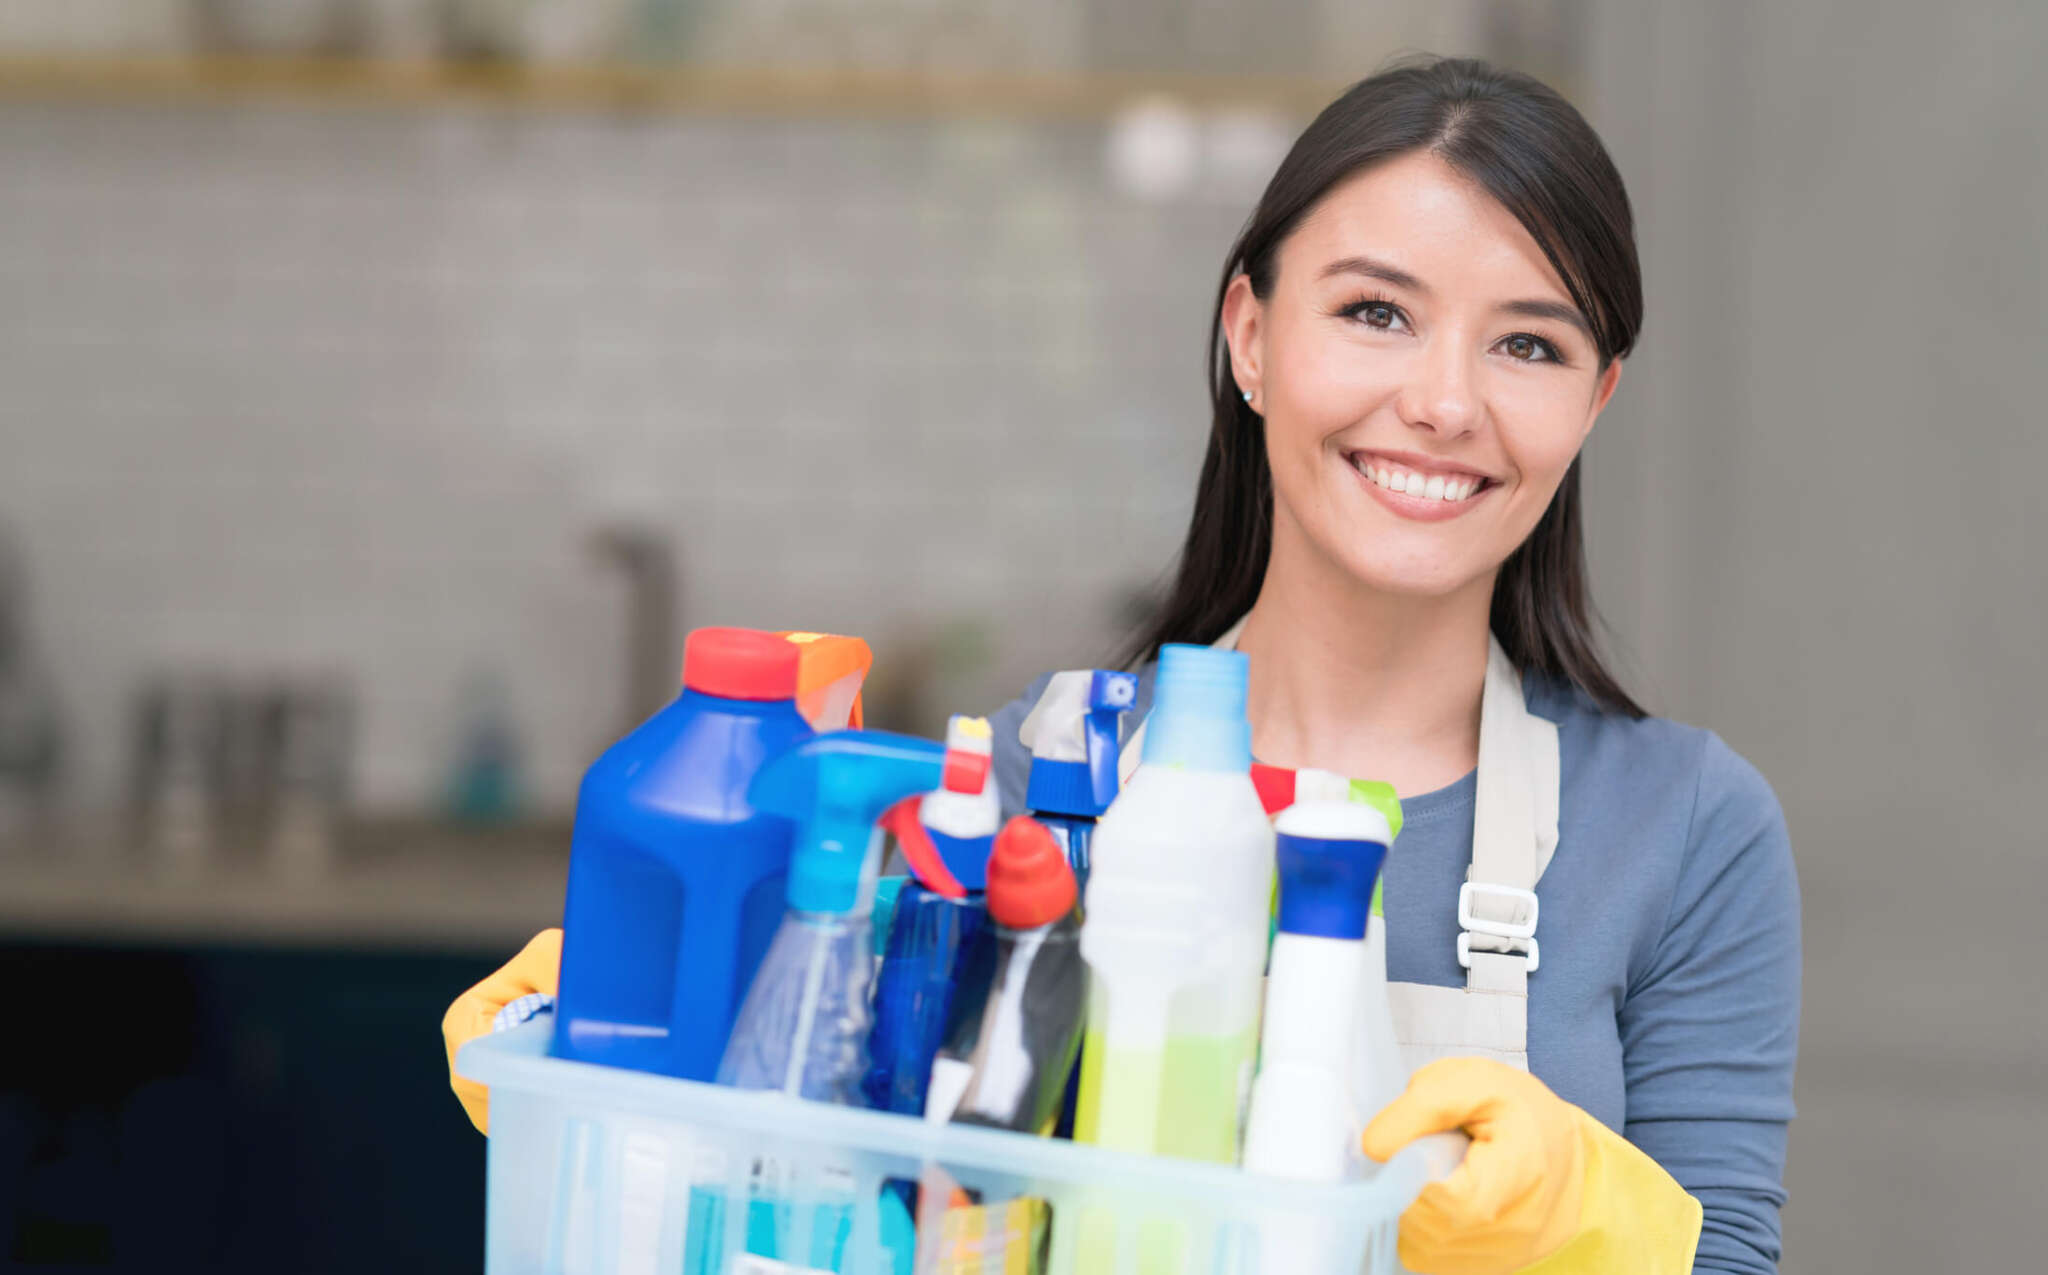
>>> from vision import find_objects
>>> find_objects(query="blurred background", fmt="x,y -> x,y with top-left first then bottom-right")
0,0 -> 2040,1270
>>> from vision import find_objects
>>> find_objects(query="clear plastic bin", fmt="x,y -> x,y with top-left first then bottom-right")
461,1020 -> 1449,1274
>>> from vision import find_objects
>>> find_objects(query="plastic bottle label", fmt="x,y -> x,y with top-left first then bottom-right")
732,1255 -> 835,1275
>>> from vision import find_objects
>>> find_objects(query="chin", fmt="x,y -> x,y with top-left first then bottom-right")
1335,549 -> 1480,600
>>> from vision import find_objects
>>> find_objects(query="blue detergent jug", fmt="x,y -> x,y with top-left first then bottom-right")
552,627 -> 814,1080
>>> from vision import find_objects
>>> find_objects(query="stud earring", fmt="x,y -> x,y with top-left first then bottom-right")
1241,389 -> 1254,404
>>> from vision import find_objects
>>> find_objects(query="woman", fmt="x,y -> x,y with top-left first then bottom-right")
446,57 -> 1799,1275
987,56 -> 1800,1274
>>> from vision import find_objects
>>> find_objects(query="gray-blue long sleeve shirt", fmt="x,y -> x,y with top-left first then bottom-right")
986,667 -> 1800,1275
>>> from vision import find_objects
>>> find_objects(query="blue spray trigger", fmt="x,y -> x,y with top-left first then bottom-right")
1090,670 -> 1139,711
748,730 -> 947,916
1085,670 -> 1138,811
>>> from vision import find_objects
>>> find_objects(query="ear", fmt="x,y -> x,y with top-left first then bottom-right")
1220,273 -> 1266,407
1581,358 -> 1623,443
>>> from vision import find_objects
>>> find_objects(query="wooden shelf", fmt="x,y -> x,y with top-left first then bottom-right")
0,56 -> 1339,119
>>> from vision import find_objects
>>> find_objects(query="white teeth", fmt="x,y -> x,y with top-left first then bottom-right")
1353,456 -> 1486,502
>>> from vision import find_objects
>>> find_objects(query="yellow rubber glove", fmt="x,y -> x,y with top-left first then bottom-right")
442,928 -> 562,1134
1363,1057 -> 1702,1275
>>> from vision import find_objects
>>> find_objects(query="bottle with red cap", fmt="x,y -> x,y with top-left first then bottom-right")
924,816 -> 1088,1134
861,715 -> 999,1114
552,627 -> 815,1081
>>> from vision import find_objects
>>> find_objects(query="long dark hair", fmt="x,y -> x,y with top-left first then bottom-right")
1122,56 -> 1647,717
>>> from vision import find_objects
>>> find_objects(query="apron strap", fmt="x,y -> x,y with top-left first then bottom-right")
1460,638 -> 1557,995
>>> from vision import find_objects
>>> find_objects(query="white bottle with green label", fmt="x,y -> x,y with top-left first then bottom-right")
1074,644 -> 1275,1163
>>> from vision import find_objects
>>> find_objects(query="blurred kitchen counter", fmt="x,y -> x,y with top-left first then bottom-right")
0,819 -> 568,953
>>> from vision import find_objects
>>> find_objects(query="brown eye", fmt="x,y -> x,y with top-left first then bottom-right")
1499,333 -> 1560,363
1340,299 -> 1409,332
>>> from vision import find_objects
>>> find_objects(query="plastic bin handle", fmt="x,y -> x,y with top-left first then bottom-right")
1380,1129 -> 1473,1215
1406,1130 -> 1471,1182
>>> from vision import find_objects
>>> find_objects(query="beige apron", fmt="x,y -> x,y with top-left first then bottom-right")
1117,619 -> 1557,1072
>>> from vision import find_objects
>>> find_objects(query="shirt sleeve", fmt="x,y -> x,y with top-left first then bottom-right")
1619,733 -> 1802,1274
984,672 -> 1054,821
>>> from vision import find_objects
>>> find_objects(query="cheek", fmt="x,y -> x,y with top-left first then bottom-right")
1270,325 -> 1396,418
1500,396 -> 1593,491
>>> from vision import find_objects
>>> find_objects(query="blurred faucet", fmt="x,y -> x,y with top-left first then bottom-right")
0,525 -> 63,848
587,522 -> 680,738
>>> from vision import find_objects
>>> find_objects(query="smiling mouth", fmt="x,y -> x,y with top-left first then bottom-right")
1345,452 -> 1498,504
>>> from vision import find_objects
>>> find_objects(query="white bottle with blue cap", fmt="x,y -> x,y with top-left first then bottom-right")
1241,798 -> 1393,1180
1241,799 -> 1393,1275
1073,644 -> 1275,1163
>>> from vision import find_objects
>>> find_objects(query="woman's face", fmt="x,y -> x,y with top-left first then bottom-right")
1224,150 -> 1622,600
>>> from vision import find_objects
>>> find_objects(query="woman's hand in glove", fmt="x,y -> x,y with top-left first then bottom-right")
441,928 -> 562,1134
1363,1057 -> 1702,1275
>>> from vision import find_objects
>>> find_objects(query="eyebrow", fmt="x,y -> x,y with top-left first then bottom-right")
1318,254 -> 1593,340
1499,297 -> 1593,339
1319,255 -> 1428,292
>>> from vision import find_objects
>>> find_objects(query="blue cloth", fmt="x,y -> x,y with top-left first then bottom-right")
492,992 -> 554,1033
988,666 -> 1800,1275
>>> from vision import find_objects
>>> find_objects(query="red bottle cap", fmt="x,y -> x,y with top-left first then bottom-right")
941,747 -> 992,795
681,627 -> 801,702
986,816 -> 1078,929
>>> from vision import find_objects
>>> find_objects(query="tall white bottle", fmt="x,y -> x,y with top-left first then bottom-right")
1241,800 -> 1392,1272
1074,644 -> 1275,1163
1241,798 -> 1393,1180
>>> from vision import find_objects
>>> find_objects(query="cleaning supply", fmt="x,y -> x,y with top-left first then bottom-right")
1241,799 -> 1392,1181
1073,644 -> 1275,1163
862,717 -> 1001,1113
927,816 -> 1085,1133
1364,1057 -> 1703,1275
777,631 -> 872,730
863,881 -> 993,1113
1245,762 -> 1413,1128
1250,760 -> 1402,833
933,1196 -> 1052,1275
906,715 -> 1000,892
717,729 -> 947,1104
872,874 -> 910,968
552,627 -> 814,1081
1016,670 -> 1138,888
1249,761 -> 1406,1049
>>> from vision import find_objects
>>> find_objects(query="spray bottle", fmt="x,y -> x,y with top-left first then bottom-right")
1073,644 -> 1274,1162
862,716 -> 999,1114
716,730 -> 946,1104
926,815 -> 1087,1132
1242,799 -> 1393,1179
1016,670 -> 1138,888
1249,762 -> 1410,1126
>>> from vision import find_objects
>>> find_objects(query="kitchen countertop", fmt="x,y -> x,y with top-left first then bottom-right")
0,820 -> 569,952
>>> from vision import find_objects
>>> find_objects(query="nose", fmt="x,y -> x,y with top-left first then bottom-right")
1396,339 -> 1482,439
